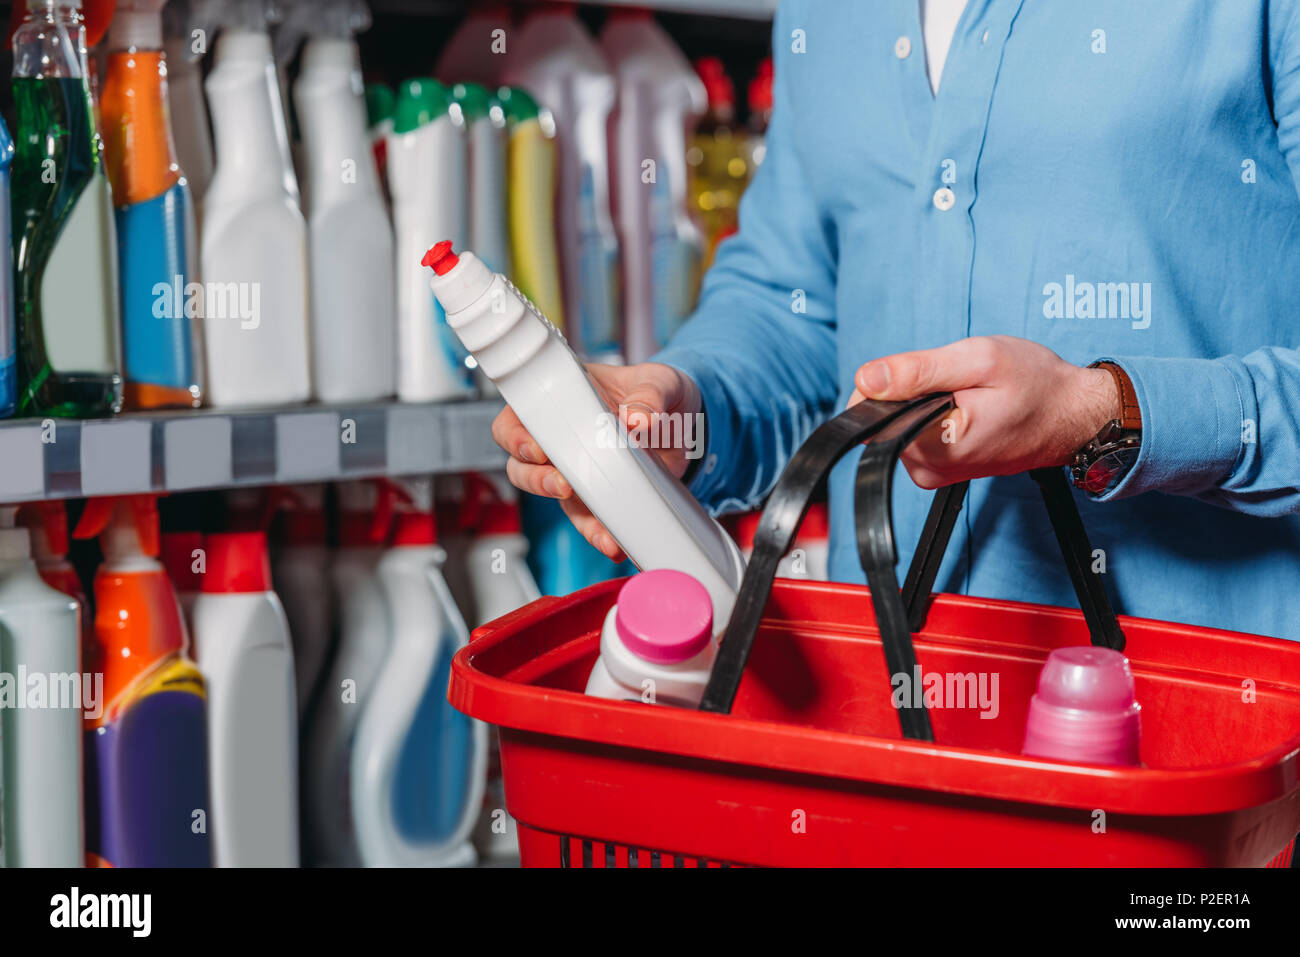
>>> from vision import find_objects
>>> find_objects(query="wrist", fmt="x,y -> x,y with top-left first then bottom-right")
1070,366 -> 1122,452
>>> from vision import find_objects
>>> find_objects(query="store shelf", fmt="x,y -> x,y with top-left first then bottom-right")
0,399 -> 506,503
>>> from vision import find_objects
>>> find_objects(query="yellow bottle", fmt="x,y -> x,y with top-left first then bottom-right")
688,57 -> 750,281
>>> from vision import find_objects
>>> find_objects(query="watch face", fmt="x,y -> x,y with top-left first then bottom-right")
1081,446 -> 1139,494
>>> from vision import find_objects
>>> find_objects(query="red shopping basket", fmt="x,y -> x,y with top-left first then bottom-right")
449,397 -> 1300,867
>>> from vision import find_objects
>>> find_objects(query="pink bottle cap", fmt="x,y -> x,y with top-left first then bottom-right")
1022,646 -> 1142,766
615,570 -> 713,665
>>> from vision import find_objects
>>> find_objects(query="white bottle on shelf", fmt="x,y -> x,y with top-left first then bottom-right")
285,0 -> 395,403
164,0 -> 214,212
351,478 -> 485,868
0,508 -> 84,868
425,243 -> 746,632
201,1 -> 311,407
388,77 -> 474,403
303,480 -> 390,866
503,5 -> 621,361
192,530 -> 299,867
600,10 -> 707,363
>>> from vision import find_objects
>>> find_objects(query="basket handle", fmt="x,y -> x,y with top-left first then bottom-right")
699,396 -> 1127,736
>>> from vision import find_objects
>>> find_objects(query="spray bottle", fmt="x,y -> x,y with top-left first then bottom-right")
600,10 -> 706,362
365,82 -> 395,203
350,477 -> 484,868
101,0 -> 203,410
389,77 -> 474,402
433,1 -> 512,88
503,4 -> 620,361
197,0 -> 310,407
302,480 -> 391,866
11,0 -> 123,418
496,86 -> 564,333
73,495 -> 211,867
0,505 -> 83,867
278,0 -> 395,404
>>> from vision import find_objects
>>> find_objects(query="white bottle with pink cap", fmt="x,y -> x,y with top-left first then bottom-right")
425,242 -> 746,636
584,569 -> 716,708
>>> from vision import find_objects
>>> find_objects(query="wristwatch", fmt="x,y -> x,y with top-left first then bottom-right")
1070,361 -> 1142,494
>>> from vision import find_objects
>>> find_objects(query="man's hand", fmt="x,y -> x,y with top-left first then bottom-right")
850,336 -> 1120,489
492,362 -> 701,560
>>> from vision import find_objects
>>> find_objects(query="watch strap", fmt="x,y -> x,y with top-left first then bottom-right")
1093,361 -> 1141,430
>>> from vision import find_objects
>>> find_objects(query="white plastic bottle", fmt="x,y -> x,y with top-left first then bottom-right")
585,569 -> 717,708
286,0 -> 395,403
201,0 -> 311,407
601,10 -> 707,363
426,243 -> 746,631
351,478 -> 485,868
0,507 -> 84,868
164,0 -> 214,212
389,77 -> 474,402
269,484 -> 333,719
460,472 -> 540,864
192,530 -> 299,867
503,4 -> 621,361
303,480 -> 390,866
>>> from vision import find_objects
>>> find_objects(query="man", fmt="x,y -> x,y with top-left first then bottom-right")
495,0 -> 1300,641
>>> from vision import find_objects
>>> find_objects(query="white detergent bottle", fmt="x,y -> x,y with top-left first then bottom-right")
426,243 -> 746,632
503,4 -> 621,361
351,478 -> 485,868
303,480 -> 391,866
460,472 -> 540,864
433,1 -> 512,88
389,77 -> 474,403
200,0 -> 310,407
283,0 -> 395,403
585,569 -> 716,708
0,507 -> 84,868
164,0 -> 214,211
192,530 -> 299,867
600,10 -> 707,363
269,484 -> 334,719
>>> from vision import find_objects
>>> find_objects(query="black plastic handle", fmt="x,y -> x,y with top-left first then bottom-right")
699,395 -> 1127,739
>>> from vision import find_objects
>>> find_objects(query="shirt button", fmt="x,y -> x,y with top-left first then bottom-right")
894,36 -> 911,59
933,187 -> 956,211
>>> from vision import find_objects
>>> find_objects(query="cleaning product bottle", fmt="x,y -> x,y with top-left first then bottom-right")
73,495 -> 211,867
302,480 -> 390,866
0,117 -> 16,419
200,0 -> 310,407
283,0 -> 395,404
192,530 -> 299,866
584,569 -> 717,708
389,77 -> 473,402
351,477 -> 485,868
11,0 -> 123,418
365,82 -> 395,201
600,9 -> 706,363
688,56 -> 748,272
503,4 -> 620,361
496,86 -> 564,333
425,242 -> 746,631
433,1 -> 512,88
0,506 -> 83,867
100,0 -> 203,410
164,0 -> 214,211
18,501 -> 93,664
1022,647 -> 1143,767
433,473 -> 478,625
461,472 -> 540,864
160,529 -> 203,631
268,484 -> 333,719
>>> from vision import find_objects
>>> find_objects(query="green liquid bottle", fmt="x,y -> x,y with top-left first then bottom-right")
11,0 -> 122,418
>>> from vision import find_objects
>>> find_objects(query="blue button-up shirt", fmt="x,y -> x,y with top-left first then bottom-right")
653,0 -> 1300,641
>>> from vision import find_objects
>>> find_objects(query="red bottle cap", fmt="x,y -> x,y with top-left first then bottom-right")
202,532 -> 273,594
422,240 -> 459,274
161,531 -> 204,593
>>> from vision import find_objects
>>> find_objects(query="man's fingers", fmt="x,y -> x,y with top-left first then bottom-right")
855,338 -> 1001,400
560,498 -> 625,561
491,405 -> 548,466
505,457 -> 572,499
